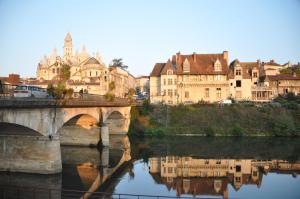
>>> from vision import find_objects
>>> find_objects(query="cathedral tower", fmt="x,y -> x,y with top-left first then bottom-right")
64,32 -> 73,60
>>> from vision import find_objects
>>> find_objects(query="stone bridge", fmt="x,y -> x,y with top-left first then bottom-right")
0,98 -> 133,174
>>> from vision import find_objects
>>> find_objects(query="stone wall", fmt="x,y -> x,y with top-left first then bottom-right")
0,135 -> 62,174
58,126 -> 101,146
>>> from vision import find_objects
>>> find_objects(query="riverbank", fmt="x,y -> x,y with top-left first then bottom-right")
129,98 -> 300,137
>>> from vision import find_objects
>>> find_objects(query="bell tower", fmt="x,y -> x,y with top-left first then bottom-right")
64,32 -> 73,60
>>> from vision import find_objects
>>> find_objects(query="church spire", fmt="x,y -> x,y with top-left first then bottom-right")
63,32 -> 73,60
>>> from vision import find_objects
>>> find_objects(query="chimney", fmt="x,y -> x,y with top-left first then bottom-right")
223,51 -> 228,61
270,59 -> 274,63
176,51 -> 181,64
193,52 -> 196,62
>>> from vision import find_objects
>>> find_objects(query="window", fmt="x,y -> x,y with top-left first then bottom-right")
52,68 -> 55,74
205,88 -> 209,98
216,88 -> 221,98
168,78 -> 172,85
90,71 -> 92,76
236,69 -> 241,76
253,72 -> 258,78
168,89 -> 173,97
96,71 -> 98,76
236,165 -> 241,172
163,89 -> 166,96
174,78 -> 177,84
183,58 -> 190,73
216,160 -> 221,165
215,75 -> 221,81
163,79 -> 166,85
236,80 -> 242,87
56,68 -> 59,74
174,89 -> 177,96
235,177 -> 241,183
253,171 -> 258,177
205,160 -> 209,164
167,70 -> 173,75
214,59 -> 222,71
185,91 -> 189,98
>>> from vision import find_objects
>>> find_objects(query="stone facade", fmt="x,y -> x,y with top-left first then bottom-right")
150,51 -> 299,104
150,51 -> 230,104
35,33 -> 135,97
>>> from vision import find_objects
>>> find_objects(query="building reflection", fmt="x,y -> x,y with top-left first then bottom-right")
149,156 -> 300,198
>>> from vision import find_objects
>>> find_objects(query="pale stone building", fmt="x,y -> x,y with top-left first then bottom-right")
150,51 -> 230,104
135,76 -> 150,95
35,33 -> 135,97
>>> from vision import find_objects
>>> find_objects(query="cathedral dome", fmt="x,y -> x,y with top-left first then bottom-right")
84,57 -> 100,65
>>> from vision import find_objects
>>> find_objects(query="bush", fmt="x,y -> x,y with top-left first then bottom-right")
104,93 -> 115,102
205,126 -> 215,136
229,124 -> 245,136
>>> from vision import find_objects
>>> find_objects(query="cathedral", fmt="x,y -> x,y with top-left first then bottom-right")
35,33 -> 135,97
36,33 -> 108,83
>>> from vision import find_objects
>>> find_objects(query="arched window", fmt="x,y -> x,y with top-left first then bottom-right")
214,59 -> 222,71
167,70 -> 173,75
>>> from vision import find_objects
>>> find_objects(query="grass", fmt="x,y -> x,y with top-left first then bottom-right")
129,98 -> 300,137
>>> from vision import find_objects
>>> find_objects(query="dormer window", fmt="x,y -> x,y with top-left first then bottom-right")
167,70 -> 173,75
236,69 -> 241,76
183,58 -> 190,73
214,59 -> 222,71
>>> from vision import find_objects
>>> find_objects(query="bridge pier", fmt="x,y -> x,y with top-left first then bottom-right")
0,135 -> 62,174
100,123 -> 109,147
59,126 -> 101,147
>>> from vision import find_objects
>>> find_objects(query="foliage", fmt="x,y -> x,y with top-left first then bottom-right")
47,84 -> 55,97
205,126 -> 215,136
280,66 -> 300,75
59,64 -> 71,82
109,81 -> 116,91
46,83 -> 73,99
228,124 -> 245,136
104,92 -> 115,102
109,58 -> 128,70
127,88 -> 136,102
129,103 -> 300,137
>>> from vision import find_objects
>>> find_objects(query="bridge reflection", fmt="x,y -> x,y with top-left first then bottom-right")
0,135 -> 131,199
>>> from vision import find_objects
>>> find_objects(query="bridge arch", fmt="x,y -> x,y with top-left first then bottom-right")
101,107 -> 131,135
0,122 -> 43,136
58,111 -> 101,146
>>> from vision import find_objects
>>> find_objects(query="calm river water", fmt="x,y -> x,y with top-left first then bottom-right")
1,136 -> 300,199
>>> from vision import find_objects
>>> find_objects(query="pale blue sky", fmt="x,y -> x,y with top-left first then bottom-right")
0,0 -> 300,77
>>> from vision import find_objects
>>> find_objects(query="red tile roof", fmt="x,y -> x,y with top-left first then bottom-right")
268,74 -> 300,81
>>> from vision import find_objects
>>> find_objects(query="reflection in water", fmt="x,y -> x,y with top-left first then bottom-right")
149,156 -> 300,198
62,135 -> 131,199
1,136 -> 300,199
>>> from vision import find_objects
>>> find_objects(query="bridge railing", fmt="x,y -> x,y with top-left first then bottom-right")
0,186 -> 223,199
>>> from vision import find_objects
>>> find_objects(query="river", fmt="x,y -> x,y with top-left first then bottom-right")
0,136 -> 300,199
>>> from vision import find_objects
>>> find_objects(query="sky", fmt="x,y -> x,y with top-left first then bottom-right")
0,0 -> 300,77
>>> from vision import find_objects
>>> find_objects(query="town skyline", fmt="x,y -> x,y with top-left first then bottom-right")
1,0 -> 300,77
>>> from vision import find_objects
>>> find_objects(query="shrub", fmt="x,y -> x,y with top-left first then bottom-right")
229,124 -> 245,136
205,126 -> 215,136
104,93 -> 115,102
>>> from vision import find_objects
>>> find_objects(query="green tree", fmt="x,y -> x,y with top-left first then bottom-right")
59,64 -> 71,82
109,58 -> 128,70
47,84 -> 55,97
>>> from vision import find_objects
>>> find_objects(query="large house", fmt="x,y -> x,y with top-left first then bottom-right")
150,51 -> 300,104
150,51 -> 230,104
